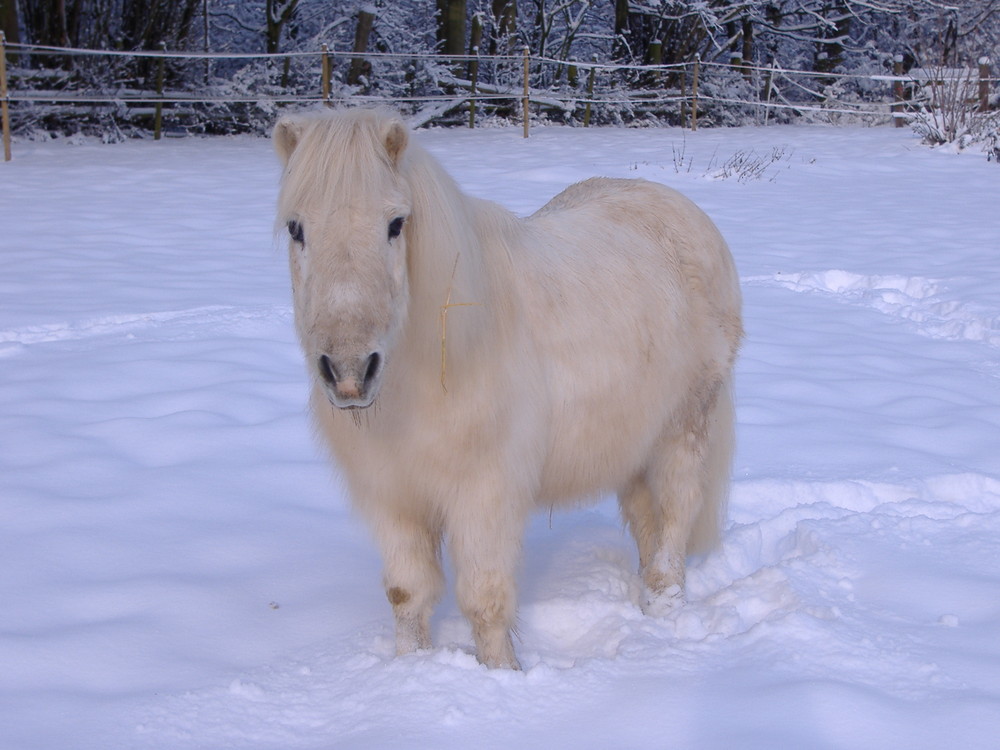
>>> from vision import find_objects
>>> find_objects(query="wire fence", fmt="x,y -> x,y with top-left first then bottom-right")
1,37 -> 996,161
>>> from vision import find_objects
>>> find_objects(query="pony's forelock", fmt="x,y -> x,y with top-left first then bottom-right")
275,108 -> 410,231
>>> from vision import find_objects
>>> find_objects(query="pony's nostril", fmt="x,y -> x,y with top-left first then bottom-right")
318,354 -> 338,386
363,352 -> 382,388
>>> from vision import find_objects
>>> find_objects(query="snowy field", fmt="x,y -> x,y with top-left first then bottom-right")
2,120 -> 1000,749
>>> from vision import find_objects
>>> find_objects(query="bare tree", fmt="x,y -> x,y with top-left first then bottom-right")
120,0 -> 202,50
1,0 -> 21,47
437,0 -> 466,54
265,0 -> 300,54
490,0 -> 517,54
22,0 -> 70,48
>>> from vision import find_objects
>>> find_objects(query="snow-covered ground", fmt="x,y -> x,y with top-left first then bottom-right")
2,121 -> 999,749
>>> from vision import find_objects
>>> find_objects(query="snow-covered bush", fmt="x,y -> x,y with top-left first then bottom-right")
909,64 -> 1000,158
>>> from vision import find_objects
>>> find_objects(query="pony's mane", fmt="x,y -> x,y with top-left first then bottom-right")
396,119 -> 518,377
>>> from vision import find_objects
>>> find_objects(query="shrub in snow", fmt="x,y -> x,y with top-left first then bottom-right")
909,64 -> 1000,159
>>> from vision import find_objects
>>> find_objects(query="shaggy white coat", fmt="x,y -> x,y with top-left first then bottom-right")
274,108 -> 742,669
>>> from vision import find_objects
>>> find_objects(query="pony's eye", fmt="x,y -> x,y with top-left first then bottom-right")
388,216 -> 405,241
287,220 -> 305,244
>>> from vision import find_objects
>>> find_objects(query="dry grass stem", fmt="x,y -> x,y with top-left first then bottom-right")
440,254 -> 479,393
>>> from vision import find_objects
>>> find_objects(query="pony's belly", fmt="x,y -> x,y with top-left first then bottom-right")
537,394 -> 670,503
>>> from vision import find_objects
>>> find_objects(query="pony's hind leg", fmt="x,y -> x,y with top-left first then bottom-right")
641,431 -> 704,615
640,394 -> 723,616
371,508 -> 444,655
619,475 -> 658,573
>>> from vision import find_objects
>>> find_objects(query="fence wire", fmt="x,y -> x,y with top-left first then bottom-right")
1,41 -> 996,146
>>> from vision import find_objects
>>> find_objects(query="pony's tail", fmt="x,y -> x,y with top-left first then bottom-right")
687,371 -> 735,556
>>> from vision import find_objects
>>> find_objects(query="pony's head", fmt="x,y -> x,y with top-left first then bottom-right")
274,109 -> 412,410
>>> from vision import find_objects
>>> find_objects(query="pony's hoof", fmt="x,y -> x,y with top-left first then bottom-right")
641,583 -> 684,618
471,624 -> 521,669
394,619 -> 431,656
478,652 -> 522,670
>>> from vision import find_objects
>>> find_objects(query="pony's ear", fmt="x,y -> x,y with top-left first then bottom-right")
273,116 -> 304,165
383,118 -> 409,166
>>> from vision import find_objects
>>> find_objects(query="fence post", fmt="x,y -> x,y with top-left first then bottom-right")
763,62 -> 774,126
522,46 -> 530,139
892,54 -> 904,127
468,14 -> 482,128
0,32 -> 11,161
202,0 -> 211,84
979,56 -> 991,113
469,46 -> 479,128
679,67 -> 687,125
469,13 -> 483,79
154,43 -> 166,141
691,54 -> 700,131
583,57 -> 597,127
321,44 -> 332,106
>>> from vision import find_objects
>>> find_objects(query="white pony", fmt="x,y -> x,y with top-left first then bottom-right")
273,108 -> 742,669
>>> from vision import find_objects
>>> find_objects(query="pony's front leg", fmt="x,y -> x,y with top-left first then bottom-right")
369,507 -> 444,655
446,490 -> 529,669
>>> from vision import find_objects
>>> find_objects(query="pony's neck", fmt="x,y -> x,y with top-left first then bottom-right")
401,143 -> 518,379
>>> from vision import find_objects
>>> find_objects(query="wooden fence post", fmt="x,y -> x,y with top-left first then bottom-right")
469,15 -> 482,129
691,54 -> 700,131
522,46 -> 530,139
583,56 -> 597,127
762,62 -> 775,126
321,44 -> 332,106
1,32 -> 11,161
469,13 -> 483,80
154,43 -> 166,141
679,67 -> 687,125
892,54 -> 905,127
469,46 -> 479,128
979,56 -> 992,113
202,0 -> 210,83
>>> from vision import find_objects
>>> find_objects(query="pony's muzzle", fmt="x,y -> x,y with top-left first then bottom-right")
317,351 -> 383,409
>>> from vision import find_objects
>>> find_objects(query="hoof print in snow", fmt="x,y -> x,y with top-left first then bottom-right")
642,584 -> 685,618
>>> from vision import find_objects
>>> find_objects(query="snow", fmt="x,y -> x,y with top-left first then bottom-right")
3,123 -> 1000,749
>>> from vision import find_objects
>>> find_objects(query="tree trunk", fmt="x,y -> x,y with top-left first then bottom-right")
0,0 -> 20,57
815,4 -> 850,76
28,0 -> 71,68
469,12 -> 483,73
490,0 -> 516,54
613,0 -> 629,59
266,0 -> 281,54
26,0 -> 69,48
534,1 -> 547,58
741,17 -> 753,71
941,15 -> 958,66
436,0 -> 448,49
265,0 -> 299,55
347,8 -> 375,86
614,0 -> 660,63
440,0 -> 465,56
177,0 -> 200,47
